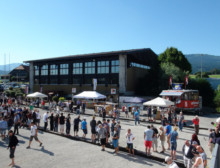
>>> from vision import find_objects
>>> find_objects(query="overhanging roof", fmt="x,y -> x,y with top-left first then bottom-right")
159,90 -> 198,96
24,48 -> 157,63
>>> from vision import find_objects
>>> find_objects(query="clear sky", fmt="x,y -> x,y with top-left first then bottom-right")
0,0 -> 219,65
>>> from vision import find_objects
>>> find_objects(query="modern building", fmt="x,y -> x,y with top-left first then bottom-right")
9,64 -> 29,82
24,48 -> 158,101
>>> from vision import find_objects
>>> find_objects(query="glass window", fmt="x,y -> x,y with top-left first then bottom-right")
73,63 -> 83,74
85,62 -> 95,74
97,61 -> 109,74
34,66 -> 39,76
60,64 -> 69,75
50,64 -> 58,75
41,65 -> 48,76
111,60 -> 119,73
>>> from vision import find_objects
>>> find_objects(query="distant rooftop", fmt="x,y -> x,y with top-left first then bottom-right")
24,48 -> 157,63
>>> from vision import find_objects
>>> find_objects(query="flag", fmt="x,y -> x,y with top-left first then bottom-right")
185,75 -> 189,85
169,76 -> 172,86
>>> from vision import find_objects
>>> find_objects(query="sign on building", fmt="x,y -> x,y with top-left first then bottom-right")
111,88 -> 116,94
93,78 -> 97,91
72,88 -> 76,93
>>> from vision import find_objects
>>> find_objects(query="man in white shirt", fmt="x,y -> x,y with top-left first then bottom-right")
126,129 -> 135,156
26,122 -> 42,149
43,111 -> 49,131
165,156 -> 179,168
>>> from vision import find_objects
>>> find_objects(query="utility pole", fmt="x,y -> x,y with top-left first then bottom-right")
200,54 -> 203,78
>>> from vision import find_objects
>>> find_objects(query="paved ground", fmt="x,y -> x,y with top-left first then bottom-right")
0,127 -> 166,168
1,106 -> 219,168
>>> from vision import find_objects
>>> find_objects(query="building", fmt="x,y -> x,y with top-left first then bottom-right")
9,64 -> 29,82
0,74 -> 10,83
24,48 -> 158,101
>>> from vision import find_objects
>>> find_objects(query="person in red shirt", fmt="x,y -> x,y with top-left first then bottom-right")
192,115 -> 199,135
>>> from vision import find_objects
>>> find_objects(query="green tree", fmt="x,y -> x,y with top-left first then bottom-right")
188,79 -> 215,107
158,47 -> 192,73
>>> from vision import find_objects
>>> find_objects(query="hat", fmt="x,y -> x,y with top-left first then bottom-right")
165,156 -> 171,162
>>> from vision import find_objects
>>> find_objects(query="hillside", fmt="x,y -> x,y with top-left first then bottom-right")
0,63 -> 21,73
185,54 -> 220,73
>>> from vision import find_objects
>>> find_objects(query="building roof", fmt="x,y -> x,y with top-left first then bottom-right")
11,64 -> 29,72
24,48 -> 157,63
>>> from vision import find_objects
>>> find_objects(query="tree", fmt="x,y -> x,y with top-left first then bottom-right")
158,47 -> 192,73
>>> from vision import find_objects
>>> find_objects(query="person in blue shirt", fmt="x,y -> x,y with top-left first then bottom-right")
165,121 -> 172,150
134,110 -> 140,126
81,118 -> 87,138
170,127 -> 178,160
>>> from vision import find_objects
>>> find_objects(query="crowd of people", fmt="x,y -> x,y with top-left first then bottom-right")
0,96 -> 220,168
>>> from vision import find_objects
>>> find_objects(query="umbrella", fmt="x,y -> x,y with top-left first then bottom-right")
123,97 -> 146,104
73,91 -> 106,99
27,92 -> 48,98
216,117 -> 220,123
143,97 -> 174,107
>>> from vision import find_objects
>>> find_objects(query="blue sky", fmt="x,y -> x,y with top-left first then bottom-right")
0,0 -> 219,65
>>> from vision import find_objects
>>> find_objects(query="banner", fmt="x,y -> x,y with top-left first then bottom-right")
40,86 -> 43,93
172,83 -> 182,90
25,86 -> 29,94
185,75 -> 189,88
169,76 -> 172,86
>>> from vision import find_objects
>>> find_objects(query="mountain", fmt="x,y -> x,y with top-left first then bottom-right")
0,63 -> 22,73
0,70 -> 9,75
185,54 -> 220,73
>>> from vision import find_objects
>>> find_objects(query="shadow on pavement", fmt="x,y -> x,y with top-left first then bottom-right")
17,134 -> 30,140
31,146 -> 54,156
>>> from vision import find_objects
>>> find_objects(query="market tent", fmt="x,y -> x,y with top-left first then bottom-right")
73,91 -> 106,99
143,97 -> 174,107
123,97 -> 146,104
27,92 -> 48,98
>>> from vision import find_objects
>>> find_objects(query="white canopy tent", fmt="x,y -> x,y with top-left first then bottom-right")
27,92 -> 48,98
143,97 -> 174,107
73,91 -> 106,100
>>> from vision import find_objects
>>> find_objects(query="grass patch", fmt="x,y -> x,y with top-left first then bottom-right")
209,74 -> 220,78
189,75 -> 196,79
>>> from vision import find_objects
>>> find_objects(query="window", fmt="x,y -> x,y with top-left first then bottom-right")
98,61 -> 109,74
50,64 -> 58,75
111,60 -> 119,73
34,66 -> 39,76
73,63 -> 83,74
85,62 -> 95,74
41,65 -> 48,76
60,64 -> 69,75
130,62 -> 150,70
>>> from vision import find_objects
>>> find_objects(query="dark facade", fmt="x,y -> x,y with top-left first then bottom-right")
24,48 -> 158,100
9,65 -> 29,82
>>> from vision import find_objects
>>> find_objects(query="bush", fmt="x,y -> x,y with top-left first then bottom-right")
52,96 -> 59,103
59,97 -> 65,102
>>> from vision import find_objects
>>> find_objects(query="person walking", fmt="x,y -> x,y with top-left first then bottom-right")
26,122 -> 42,149
144,125 -> 154,156
7,130 -> 18,167
151,124 -> 158,152
126,129 -> 135,156
192,115 -> 200,135
36,111 -> 41,128
110,119 -> 116,137
90,116 -> 97,143
98,124 -> 107,151
73,115 -> 81,136
81,117 -> 87,138
43,111 -> 49,131
178,112 -> 184,131
59,113 -> 65,134
170,127 -> 178,160
196,145 -> 207,168
192,151 -> 204,168
66,114 -> 71,136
